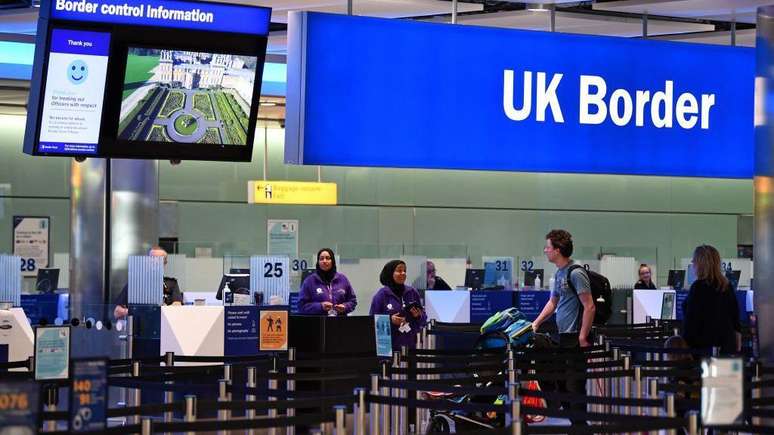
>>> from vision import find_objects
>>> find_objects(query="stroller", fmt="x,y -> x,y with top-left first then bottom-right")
425,309 -> 554,433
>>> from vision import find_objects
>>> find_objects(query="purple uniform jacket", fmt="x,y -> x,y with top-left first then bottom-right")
298,272 -> 357,315
369,286 -> 427,350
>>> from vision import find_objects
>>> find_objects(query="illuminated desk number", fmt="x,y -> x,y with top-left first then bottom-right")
0,392 -> 29,411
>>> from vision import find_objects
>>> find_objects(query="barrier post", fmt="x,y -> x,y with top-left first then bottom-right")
354,388 -> 366,435
753,375 -> 762,426
688,410 -> 699,435
126,315 -> 134,359
335,404 -> 346,435
633,365 -> 642,416
400,346 -> 409,435
665,393 -> 676,435
184,395 -> 197,435
609,347 -> 620,414
391,351 -> 401,435
649,379 -> 659,417
164,351 -> 174,367
217,379 -> 230,435
508,382 -> 521,435
268,370 -> 278,435
131,360 -> 142,425
370,374 -> 380,435
246,366 -> 257,435
287,348 -> 296,435
621,355 -> 631,415
43,386 -> 56,431
381,361 -> 390,435
141,417 -> 153,435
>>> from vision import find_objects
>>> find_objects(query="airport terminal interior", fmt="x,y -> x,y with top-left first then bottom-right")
0,0 -> 772,433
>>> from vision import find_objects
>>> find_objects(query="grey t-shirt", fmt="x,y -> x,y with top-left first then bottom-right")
551,261 -> 591,334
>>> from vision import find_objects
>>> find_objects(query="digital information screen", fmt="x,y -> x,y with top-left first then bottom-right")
38,28 -> 110,155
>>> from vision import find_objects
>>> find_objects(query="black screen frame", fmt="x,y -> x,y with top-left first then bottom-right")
27,11 -> 268,162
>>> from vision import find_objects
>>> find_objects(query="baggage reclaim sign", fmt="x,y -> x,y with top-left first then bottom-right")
248,181 -> 337,205
285,12 -> 754,178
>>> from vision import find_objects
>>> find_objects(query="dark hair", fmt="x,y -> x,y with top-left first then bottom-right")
692,245 -> 729,291
315,248 -> 337,283
545,229 -> 573,258
380,260 -> 406,288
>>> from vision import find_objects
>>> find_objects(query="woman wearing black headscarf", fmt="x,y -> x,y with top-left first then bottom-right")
369,260 -> 427,350
298,248 -> 357,315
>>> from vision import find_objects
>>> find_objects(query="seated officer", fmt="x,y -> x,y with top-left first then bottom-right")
113,246 -> 183,320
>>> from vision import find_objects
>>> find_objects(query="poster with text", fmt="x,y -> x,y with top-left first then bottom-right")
374,314 -> 392,357
267,220 -> 298,257
38,29 -> 110,155
259,310 -> 288,351
70,359 -> 107,432
35,326 -> 70,381
13,216 -> 49,277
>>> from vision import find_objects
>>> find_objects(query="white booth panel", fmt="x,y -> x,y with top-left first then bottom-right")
160,306 -> 224,358
632,289 -> 676,323
425,290 -> 470,323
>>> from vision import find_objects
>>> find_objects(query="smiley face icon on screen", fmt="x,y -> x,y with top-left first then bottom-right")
67,59 -> 88,85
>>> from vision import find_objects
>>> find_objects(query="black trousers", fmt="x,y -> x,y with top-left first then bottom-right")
558,332 -> 588,426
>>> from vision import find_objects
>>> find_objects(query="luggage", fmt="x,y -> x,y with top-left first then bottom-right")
477,308 -> 533,350
567,265 -> 612,325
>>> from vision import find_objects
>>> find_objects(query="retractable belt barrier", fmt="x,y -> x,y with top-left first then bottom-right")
18,316 -> 774,434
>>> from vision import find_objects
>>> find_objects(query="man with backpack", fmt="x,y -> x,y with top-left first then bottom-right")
531,229 -> 595,425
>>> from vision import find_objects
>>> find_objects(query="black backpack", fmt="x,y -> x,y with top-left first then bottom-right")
566,264 -> 612,325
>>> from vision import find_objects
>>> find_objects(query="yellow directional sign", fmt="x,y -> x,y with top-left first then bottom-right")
247,181 -> 337,205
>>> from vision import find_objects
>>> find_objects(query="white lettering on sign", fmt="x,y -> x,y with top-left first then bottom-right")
503,69 -> 716,130
55,0 -> 215,23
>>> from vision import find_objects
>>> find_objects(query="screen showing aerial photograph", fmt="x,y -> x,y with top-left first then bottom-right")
118,48 -> 257,145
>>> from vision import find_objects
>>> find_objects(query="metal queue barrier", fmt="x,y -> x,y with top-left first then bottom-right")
3,318 -> 774,433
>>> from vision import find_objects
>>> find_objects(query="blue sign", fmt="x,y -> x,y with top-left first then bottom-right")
224,306 -> 258,356
286,12 -> 754,178
0,381 -> 39,432
374,314 -> 392,357
470,291 -> 515,323
70,359 -> 107,432
47,0 -> 271,36
517,291 -> 552,321
0,344 -> 7,364
289,292 -> 300,314
20,294 -> 60,325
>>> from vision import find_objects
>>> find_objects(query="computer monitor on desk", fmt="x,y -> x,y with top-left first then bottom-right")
524,269 -> 544,287
725,270 -> 741,291
667,270 -> 685,290
464,269 -> 484,290
35,268 -> 59,293
216,274 -> 250,301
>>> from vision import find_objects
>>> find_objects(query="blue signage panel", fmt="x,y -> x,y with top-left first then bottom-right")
224,306 -> 259,356
517,291 -> 552,321
286,12 -> 754,178
470,291 -> 516,323
675,290 -> 689,321
0,381 -> 39,432
47,0 -> 271,36
20,294 -> 59,325
70,359 -> 107,432
289,292 -> 300,314
374,314 -> 392,357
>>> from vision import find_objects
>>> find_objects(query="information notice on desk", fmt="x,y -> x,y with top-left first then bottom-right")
702,357 -> 744,426
517,291 -> 551,321
0,380 -> 38,434
259,310 -> 288,351
470,291 -> 515,323
70,359 -> 107,432
35,325 -> 70,380
374,314 -> 392,357
224,306 -> 258,356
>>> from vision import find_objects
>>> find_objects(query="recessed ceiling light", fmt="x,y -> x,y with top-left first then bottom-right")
527,3 -> 549,12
